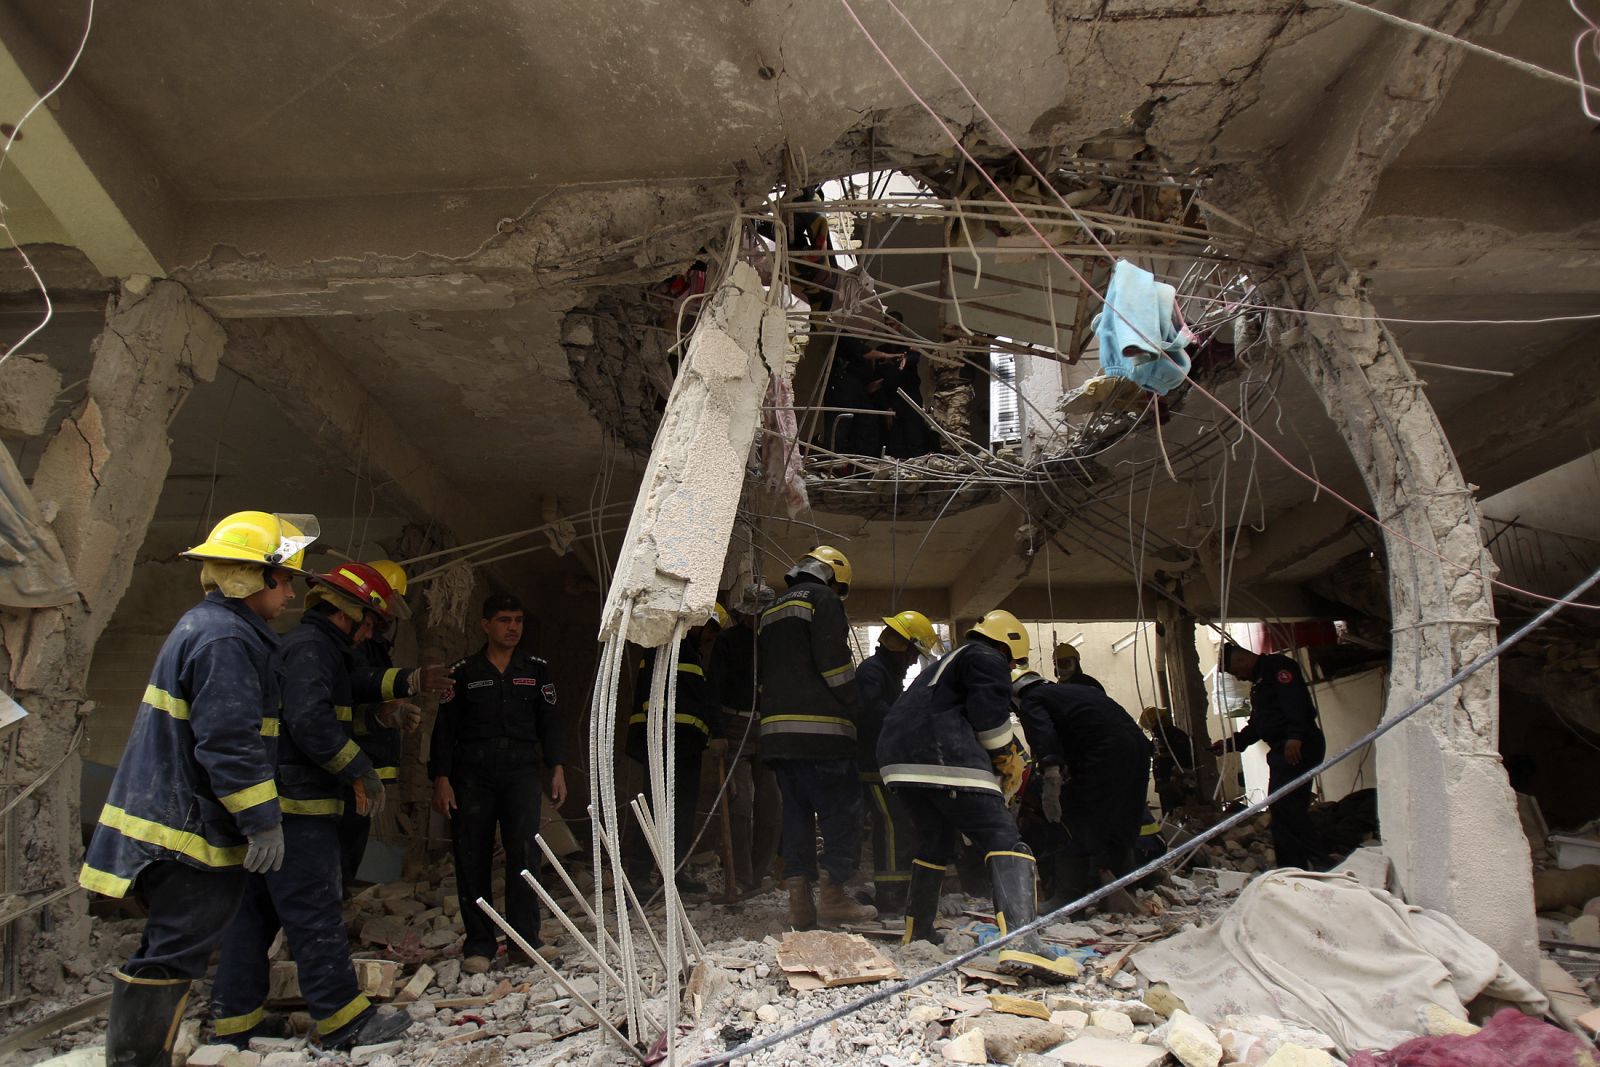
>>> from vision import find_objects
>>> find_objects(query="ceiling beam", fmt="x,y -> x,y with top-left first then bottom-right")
948,504 -> 1037,622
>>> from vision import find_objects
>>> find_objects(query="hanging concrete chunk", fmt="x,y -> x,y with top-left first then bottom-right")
599,261 -> 783,647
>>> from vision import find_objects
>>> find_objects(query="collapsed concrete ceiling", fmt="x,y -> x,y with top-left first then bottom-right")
1,0 -> 1596,621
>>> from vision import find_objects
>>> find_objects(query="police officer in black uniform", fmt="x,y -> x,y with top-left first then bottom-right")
429,593 -> 566,973
1215,643 -> 1328,870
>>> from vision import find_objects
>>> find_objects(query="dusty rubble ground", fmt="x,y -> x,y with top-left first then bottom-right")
10,811 -> 1599,1066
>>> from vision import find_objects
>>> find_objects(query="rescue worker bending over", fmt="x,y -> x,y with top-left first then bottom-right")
708,585 -> 780,897
626,605 -> 727,895
80,512 -> 316,1067
429,594 -> 567,973
758,546 -> 877,929
1052,641 -> 1105,693
1214,643 -> 1328,870
877,609 -> 1076,980
1012,671 -> 1153,912
856,609 -> 938,917
212,561 -> 412,1051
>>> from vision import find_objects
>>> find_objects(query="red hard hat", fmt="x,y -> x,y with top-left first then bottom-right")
310,561 -> 396,619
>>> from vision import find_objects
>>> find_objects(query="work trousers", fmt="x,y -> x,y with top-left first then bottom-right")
336,797 -> 370,891
1267,736 -> 1327,871
124,860 -> 247,980
450,740 -> 545,959
212,816 -> 370,1041
892,785 -> 1024,866
1059,737 -> 1152,879
863,778 -> 914,893
724,714 -> 781,889
771,758 -> 863,884
626,743 -> 704,875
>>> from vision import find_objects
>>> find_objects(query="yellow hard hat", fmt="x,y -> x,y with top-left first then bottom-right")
711,603 -> 731,630
1053,641 -> 1080,663
969,609 -> 1030,663
365,559 -> 411,619
788,545 -> 853,596
183,512 -> 319,576
883,610 -> 938,655
1011,667 -> 1046,700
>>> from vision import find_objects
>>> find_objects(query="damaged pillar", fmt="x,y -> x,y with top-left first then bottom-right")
1154,586 -> 1219,808
1273,266 -> 1537,981
0,278 -> 223,995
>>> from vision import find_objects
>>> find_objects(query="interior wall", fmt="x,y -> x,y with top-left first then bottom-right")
1309,666 -> 1386,802
1481,448 -> 1600,540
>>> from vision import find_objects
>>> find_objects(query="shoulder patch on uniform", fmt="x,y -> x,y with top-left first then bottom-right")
542,683 -> 557,705
466,679 -> 495,690
1277,669 -> 1294,684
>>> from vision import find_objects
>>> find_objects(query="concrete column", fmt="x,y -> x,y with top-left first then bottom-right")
1154,588 -> 1219,808
1273,265 -> 1537,981
0,278 -> 223,994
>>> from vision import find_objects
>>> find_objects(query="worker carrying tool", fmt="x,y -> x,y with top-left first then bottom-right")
707,583 -> 780,898
1012,670 -> 1154,912
758,545 -> 877,930
625,604 -> 727,895
856,609 -> 939,917
211,561 -> 412,1051
429,593 -> 567,974
877,609 -> 1077,980
79,511 -> 318,1067
339,558 -> 448,890
1052,641 -> 1105,693
1214,643 -> 1328,871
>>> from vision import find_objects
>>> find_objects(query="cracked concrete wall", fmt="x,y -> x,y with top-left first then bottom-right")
600,263 -> 782,648
1273,266 -> 1537,983
0,278 -> 223,995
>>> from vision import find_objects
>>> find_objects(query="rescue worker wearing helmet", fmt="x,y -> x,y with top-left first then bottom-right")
211,561 -> 413,1052
624,604 -> 727,895
339,559 -> 448,891
758,546 -> 877,929
1011,670 -> 1153,913
856,609 -> 939,917
1052,642 -> 1105,693
80,511 -> 317,1067
876,609 -> 1077,980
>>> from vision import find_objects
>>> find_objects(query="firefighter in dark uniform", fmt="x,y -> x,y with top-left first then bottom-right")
79,512 -> 316,1066
1012,671 -> 1154,911
758,545 -> 877,930
1215,643 -> 1328,870
339,559 -> 441,889
429,593 -> 567,973
211,561 -> 412,1051
625,606 -> 726,894
1052,642 -> 1106,693
877,609 -> 1076,980
856,610 -> 938,917
708,585 -> 780,897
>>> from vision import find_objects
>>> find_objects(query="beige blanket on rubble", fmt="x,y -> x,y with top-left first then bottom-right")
1133,870 -> 1548,1055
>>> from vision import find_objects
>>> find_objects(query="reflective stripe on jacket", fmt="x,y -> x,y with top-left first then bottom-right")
757,580 -> 858,761
626,637 -> 721,761
876,640 -> 1015,794
351,637 -> 408,781
80,592 -> 282,897
274,611 -> 375,816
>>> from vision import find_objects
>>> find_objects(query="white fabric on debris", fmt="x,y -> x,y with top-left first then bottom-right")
1132,870 -> 1548,1055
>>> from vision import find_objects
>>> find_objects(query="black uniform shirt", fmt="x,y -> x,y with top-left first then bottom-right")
428,646 -> 562,777
1233,653 -> 1322,755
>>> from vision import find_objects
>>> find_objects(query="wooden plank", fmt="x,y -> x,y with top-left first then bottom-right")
0,992 -> 111,1058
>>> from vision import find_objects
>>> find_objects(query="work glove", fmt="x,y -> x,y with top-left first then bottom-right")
990,738 -> 1027,801
1040,765 -> 1064,824
408,664 -> 453,696
357,767 -> 387,818
377,700 -> 423,732
244,824 -> 286,873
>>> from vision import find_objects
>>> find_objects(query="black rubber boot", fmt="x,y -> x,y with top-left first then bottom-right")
319,1007 -> 414,1051
987,850 -> 1080,982
107,968 -> 192,1067
1042,851 -> 1099,913
902,860 -> 946,945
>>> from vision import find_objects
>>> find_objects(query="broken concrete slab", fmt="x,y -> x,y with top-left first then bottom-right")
953,1013 -> 1068,1065
942,1028 -> 988,1063
0,354 -> 62,438
1042,1036 -> 1169,1067
1162,1010 -> 1221,1067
